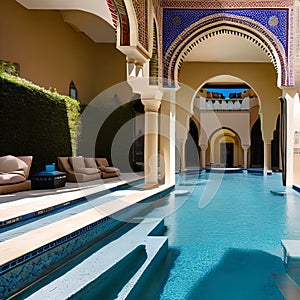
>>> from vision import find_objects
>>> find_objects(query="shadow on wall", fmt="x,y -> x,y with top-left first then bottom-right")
187,248 -> 285,300
78,99 -> 139,172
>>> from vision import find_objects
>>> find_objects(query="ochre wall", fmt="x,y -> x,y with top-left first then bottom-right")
294,156 -> 300,187
179,62 -> 281,141
0,0 -> 126,103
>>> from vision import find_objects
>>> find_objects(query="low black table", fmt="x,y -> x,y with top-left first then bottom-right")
31,171 -> 67,189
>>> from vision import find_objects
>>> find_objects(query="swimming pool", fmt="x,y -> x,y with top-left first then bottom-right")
10,172 -> 300,299
144,171 -> 300,299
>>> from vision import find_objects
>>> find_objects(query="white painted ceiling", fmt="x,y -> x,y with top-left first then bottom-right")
205,75 -> 246,85
16,0 -> 116,43
184,34 -> 270,63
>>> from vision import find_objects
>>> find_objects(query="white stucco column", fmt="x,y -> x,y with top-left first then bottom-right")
179,138 -> 186,172
200,144 -> 208,168
159,87 -> 177,185
142,99 -> 161,189
210,143 -> 215,165
242,145 -> 250,169
263,139 -> 272,174
284,91 -> 297,186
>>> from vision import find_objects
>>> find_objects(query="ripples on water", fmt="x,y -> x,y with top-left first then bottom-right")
146,172 -> 300,300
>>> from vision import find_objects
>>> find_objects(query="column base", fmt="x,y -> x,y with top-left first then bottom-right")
264,169 -> 273,175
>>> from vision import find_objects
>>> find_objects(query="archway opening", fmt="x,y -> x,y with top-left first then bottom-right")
208,128 -> 243,167
271,115 -> 280,171
250,118 -> 264,168
186,119 -> 200,168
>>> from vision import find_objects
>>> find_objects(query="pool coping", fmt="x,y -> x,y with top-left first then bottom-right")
292,185 -> 300,194
0,184 -> 174,273
24,218 -> 167,299
0,175 -> 143,227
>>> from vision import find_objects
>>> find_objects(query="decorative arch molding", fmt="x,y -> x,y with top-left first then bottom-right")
107,0 -> 153,63
209,127 -> 243,167
164,14 -> 290,87
150,20 -> 159,84
210,127 -> 241,141
132,0 -> 149,51
106,0 -> 130,45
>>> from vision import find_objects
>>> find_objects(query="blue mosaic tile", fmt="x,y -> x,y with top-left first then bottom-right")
163,8 -> 288,54
0,186 -> 173,298
293,185 -> 300,194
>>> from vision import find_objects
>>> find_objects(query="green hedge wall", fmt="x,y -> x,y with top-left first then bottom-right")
0,72 -> 81,174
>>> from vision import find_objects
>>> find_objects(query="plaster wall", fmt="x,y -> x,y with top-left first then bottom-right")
199,111 -> 250,147
0,0 -> 126,103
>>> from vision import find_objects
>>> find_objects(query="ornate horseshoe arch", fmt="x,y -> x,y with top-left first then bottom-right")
106,0 -> 130,46
164,13 -> 290,87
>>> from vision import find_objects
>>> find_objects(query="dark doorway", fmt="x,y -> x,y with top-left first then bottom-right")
186,120 -> 200,167
251,118 -> 264,167
271,115 -> 280,170
220,143 -> 234,167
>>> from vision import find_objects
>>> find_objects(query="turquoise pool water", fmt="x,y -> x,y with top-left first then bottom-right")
146,171 -> 300,299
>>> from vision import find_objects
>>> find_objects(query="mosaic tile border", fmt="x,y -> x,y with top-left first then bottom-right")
0,185 -> 174,298
292,185 -> 300,194
106,0 -> 130,46
288,8 -> 294,85
0,216 -> 111,277
106,0 -> 118,29
161,1 -> 294,9
133,0 -> 149,51
163,10 -> 290,86
163,9 -> 289,54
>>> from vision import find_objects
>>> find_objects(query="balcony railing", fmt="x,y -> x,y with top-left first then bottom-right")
194,97 -> 258,111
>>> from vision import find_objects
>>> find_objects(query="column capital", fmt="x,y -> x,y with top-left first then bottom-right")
127,77 -> 163,100
242,144 -> 250,150
200,144 -> 208,151
281,88 -> 298,98
142,99 -> 161,112
263,139 -> 272,144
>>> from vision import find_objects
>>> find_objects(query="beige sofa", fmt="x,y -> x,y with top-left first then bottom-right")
0,155 -> 33,194
57,157 -> 120,182
94,158 -> 120,179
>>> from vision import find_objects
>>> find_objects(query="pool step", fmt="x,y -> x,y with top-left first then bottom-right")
273,273 -> 300,300
22,218 -> 167,299
282,240 -> 300,272
116,236 -> 168,300
0,184 -> 173,299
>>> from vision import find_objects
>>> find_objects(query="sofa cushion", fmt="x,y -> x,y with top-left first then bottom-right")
95,158 -> 109,167
99,166 -> 120,173
69,157 -> 85,171
84,157 -> 98,169
0,173 -> 26,185
17,156 -> 32,178
75,168 -> 99,175
0,155 -> 28,174
7,170 -> 26,177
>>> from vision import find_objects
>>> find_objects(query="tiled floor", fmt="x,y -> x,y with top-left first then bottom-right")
0,172 -> 143,223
